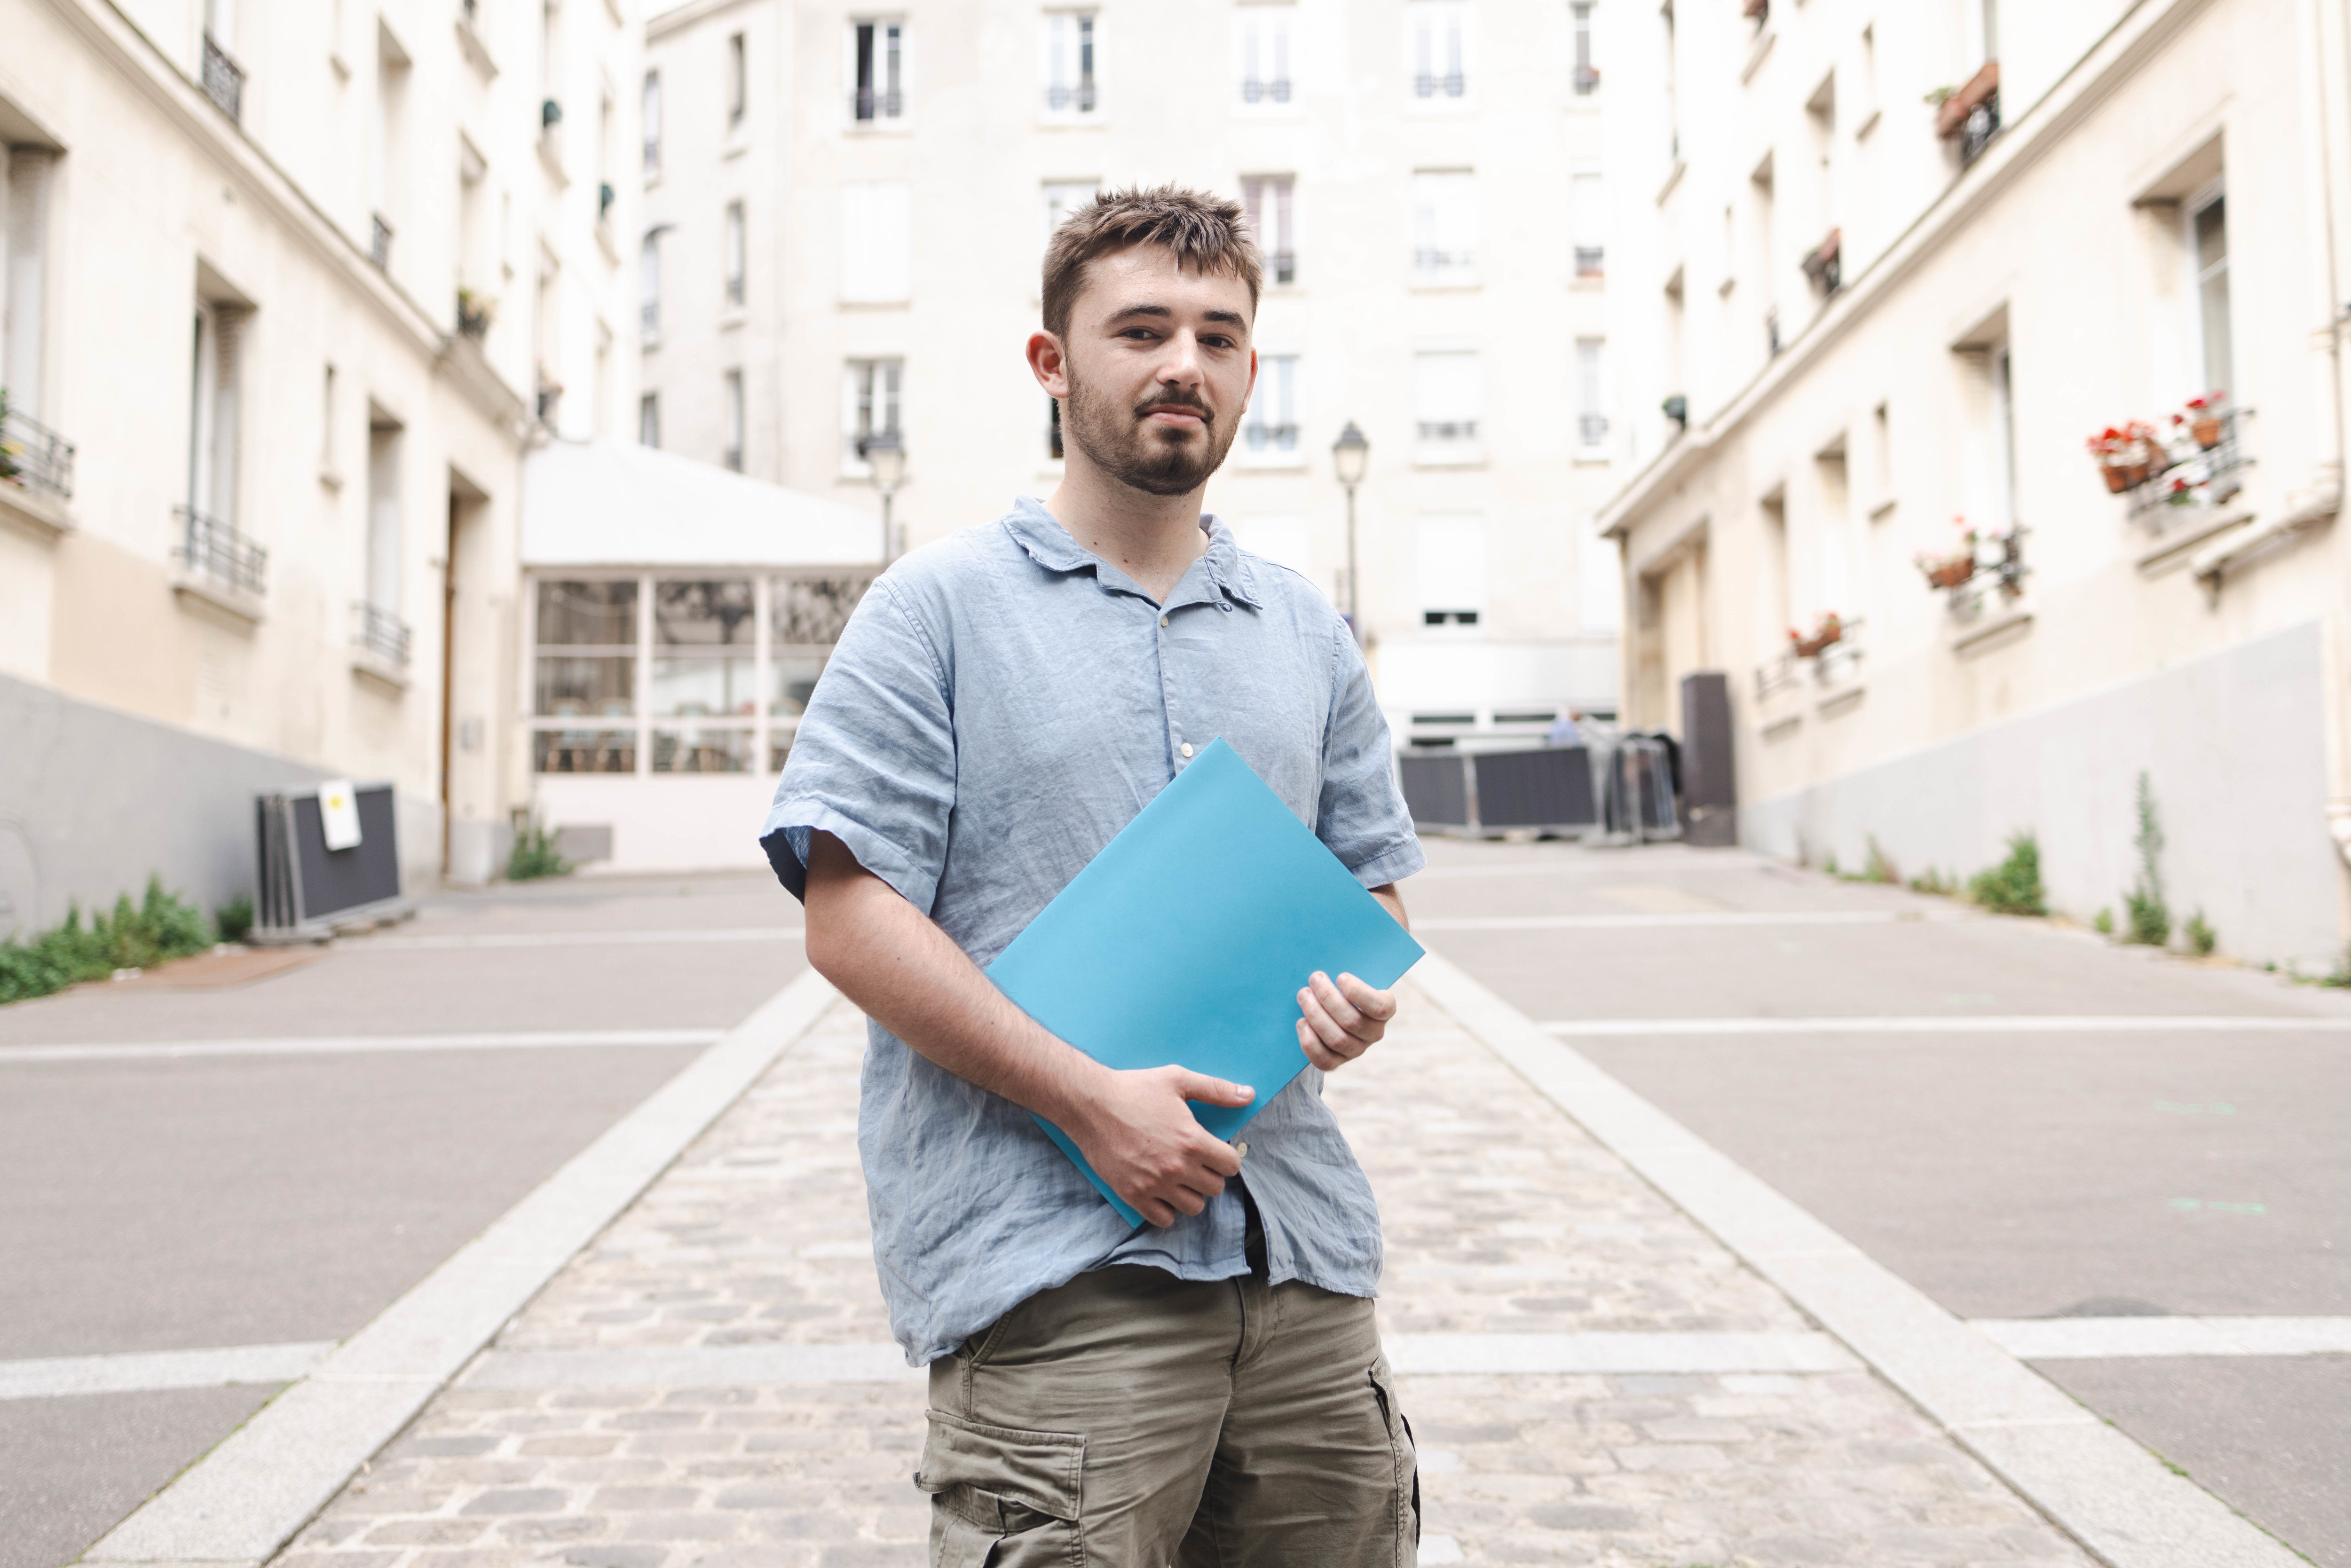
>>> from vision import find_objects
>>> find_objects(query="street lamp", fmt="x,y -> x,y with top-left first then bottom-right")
860,428 -> 906,565
1331,420 -> 1370,640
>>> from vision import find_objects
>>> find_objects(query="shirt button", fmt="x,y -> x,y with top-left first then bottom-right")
1235,1140 -> 1249,1159
1180,742 -> 1194,758
1160,615 -> 1170,628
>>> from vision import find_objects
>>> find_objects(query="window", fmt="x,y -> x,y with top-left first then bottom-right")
1575,338 -> 1607,448
3,147 -> 56,427
188,296 -> 246,525
723,370 -> 744,471
638,231 -> 660,344
319,363 -> 337,473
369,26 -> 410,271
2193,189 -> 2232,393
842,358 -> 902,470
1415,514 -> 1486,625
1047,395 -> 1064,459
1241,175 -> 1296,284
1236,6 -> 1294,106
840,181 -> 912,302
1407,1 -> 1468,100
1042,180 -> 1098,250
851,19 -> 905,121
1242,354 -> 1300,459
1571,1 -> 1598,94
726,32 -> 746,129
639,391 -> 660,448
365,412 -> 402,616
653,579 -> 756,772
724,200 -> 746,307
1411,171 -> 1477,283
1571,170 -> 1605,276
532,579 -> 638,773
1412,349 -> 1481,457
642,71 -> 662,176
1042,12 -> 1097,115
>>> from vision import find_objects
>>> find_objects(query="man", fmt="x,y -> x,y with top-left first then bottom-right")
761,186 -> 1426,1564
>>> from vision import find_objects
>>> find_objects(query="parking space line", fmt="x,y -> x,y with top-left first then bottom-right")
1417,910 -> 1955,931
1971,1316 -> 2351,1360
0,1342 -> 334,1400
0,1030 -> 727,1064
349,927 -> 803,951
1540,1015 -> 2351,1037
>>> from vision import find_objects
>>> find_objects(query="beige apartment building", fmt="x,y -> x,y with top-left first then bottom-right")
640,0 -> 1624,759
0,0 -> 640,926
1598,0 -> 2351,966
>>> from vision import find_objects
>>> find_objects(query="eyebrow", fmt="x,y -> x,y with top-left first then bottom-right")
1103,302 -> 1250,330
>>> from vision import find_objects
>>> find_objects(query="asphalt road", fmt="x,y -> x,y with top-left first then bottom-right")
1413,836 -> 2351,1568
0,870 -> 804,1568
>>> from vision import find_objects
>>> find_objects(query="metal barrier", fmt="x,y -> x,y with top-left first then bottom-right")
1399,739 -> 1679,842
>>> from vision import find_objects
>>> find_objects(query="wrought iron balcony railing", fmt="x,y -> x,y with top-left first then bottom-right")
353,600 -> 412,667
0,406 -> 76,501
1266,248 -> 1296,285
175,506 -> 267,599
1043,81 -> 1097,113
1240,76 -> 1293,104
1244,422 -> 1300,453
202,33 -> 245,121
1578,412 -> 1609,446
1416,419 -> 1479,444
2126,409 -> 2250,522
1413,72 -> 1467,99
851,87 -> 904,120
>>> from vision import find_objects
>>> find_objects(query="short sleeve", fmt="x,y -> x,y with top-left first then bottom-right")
757,577 -> 956,910
1315,622 -> 1427,889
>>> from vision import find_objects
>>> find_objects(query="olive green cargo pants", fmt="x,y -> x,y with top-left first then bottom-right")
919,1263 -> 1420,1566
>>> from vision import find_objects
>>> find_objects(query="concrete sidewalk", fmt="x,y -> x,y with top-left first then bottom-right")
271,989 -> 2094,1568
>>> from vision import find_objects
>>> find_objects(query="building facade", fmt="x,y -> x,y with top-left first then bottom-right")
0,0 -> 640,927
1598,0 -> 2351,965
639,0 -> 1624,756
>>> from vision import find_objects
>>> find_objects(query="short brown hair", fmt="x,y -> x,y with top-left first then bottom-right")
1041,185 -> 1263,339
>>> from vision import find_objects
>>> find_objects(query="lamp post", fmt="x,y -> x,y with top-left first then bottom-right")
860,428 -> 906,565
1331,420 -> 1370,641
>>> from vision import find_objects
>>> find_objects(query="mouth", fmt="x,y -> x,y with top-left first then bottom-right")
1139,405 -> 1209,431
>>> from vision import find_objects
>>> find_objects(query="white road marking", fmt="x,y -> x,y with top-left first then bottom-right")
0,1030 -> 726,1064
0,1341 -> 336,1400
351,927 -> 803,951
1540,1015 -> 2351,1037
458,1330 -> 1855,1389
1415,909 -> 1950,931
1970,1316 -> 2351,1360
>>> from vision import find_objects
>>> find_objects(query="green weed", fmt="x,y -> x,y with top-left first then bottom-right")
1967,831 -> 2048,916
2122,772 -> 2171,946
0,878 -> 218,1005
2184,910 -> 2217,957
1862,835 -> 1900,885
506,815 -> 572,882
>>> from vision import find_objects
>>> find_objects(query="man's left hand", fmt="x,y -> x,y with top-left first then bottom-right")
1295,971 -> 1397,1072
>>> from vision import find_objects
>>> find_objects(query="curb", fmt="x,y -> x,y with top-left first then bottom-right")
1408,949 -> 2306,1568
80,969 -> 842,1568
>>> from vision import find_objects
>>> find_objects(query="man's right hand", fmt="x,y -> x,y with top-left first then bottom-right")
1063,1064 -> 1253,1228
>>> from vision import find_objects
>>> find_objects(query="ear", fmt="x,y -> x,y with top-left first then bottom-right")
1027,331 -> 1071,398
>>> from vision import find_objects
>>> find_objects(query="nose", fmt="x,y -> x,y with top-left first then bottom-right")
1156,330 -> 1207,392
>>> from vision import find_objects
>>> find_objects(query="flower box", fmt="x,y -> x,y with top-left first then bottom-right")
1790,613 -> 1844,659
1923,556 -> 1975,589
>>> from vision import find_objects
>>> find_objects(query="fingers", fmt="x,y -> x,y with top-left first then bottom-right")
1298,1015 -> 1349,1072
1174,1070 -> 1255,1109
1334,972 -> 1399,1024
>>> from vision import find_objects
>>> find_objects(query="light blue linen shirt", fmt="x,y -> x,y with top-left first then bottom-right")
759,497 -> 1425,1366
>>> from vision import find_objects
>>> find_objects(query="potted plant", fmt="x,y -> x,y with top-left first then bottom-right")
1914,517 -> 1978,590
2085,421 -> 2160,492
456,288 -> 495,339
1790,612 -> 1844,659
2183,391 -> 2226,449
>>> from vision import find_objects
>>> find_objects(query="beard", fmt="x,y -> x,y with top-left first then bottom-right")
1061,364 -> 1240,498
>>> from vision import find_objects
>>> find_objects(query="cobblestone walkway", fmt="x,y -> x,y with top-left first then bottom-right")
277,990 -> 2092,1568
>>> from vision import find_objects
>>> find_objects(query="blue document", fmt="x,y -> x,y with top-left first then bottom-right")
985,738 -> 1425,1226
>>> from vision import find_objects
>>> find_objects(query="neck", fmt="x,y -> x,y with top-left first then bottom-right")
1046,444 -> 1209,604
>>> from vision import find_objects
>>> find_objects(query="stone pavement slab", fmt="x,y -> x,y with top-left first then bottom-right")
276,991 -> 2094,1568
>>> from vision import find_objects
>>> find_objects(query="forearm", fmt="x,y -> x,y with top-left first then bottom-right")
802,833 -> 1106,1127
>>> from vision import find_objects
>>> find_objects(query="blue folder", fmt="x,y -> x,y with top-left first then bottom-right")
984,738 -> 1425,1226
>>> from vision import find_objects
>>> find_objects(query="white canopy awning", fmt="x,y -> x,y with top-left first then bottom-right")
521,437 -> 882,568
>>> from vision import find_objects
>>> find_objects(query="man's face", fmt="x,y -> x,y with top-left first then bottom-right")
1051,245 -> 1256,497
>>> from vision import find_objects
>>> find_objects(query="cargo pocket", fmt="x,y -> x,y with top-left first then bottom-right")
915,1407 -> 1086,1568
1368,1358 -> 1421,1561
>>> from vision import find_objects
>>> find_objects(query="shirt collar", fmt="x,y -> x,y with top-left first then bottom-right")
1000,496 -> 1264,611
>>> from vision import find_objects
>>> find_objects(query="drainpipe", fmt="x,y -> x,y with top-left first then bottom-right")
2296,0 -> 2351,882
